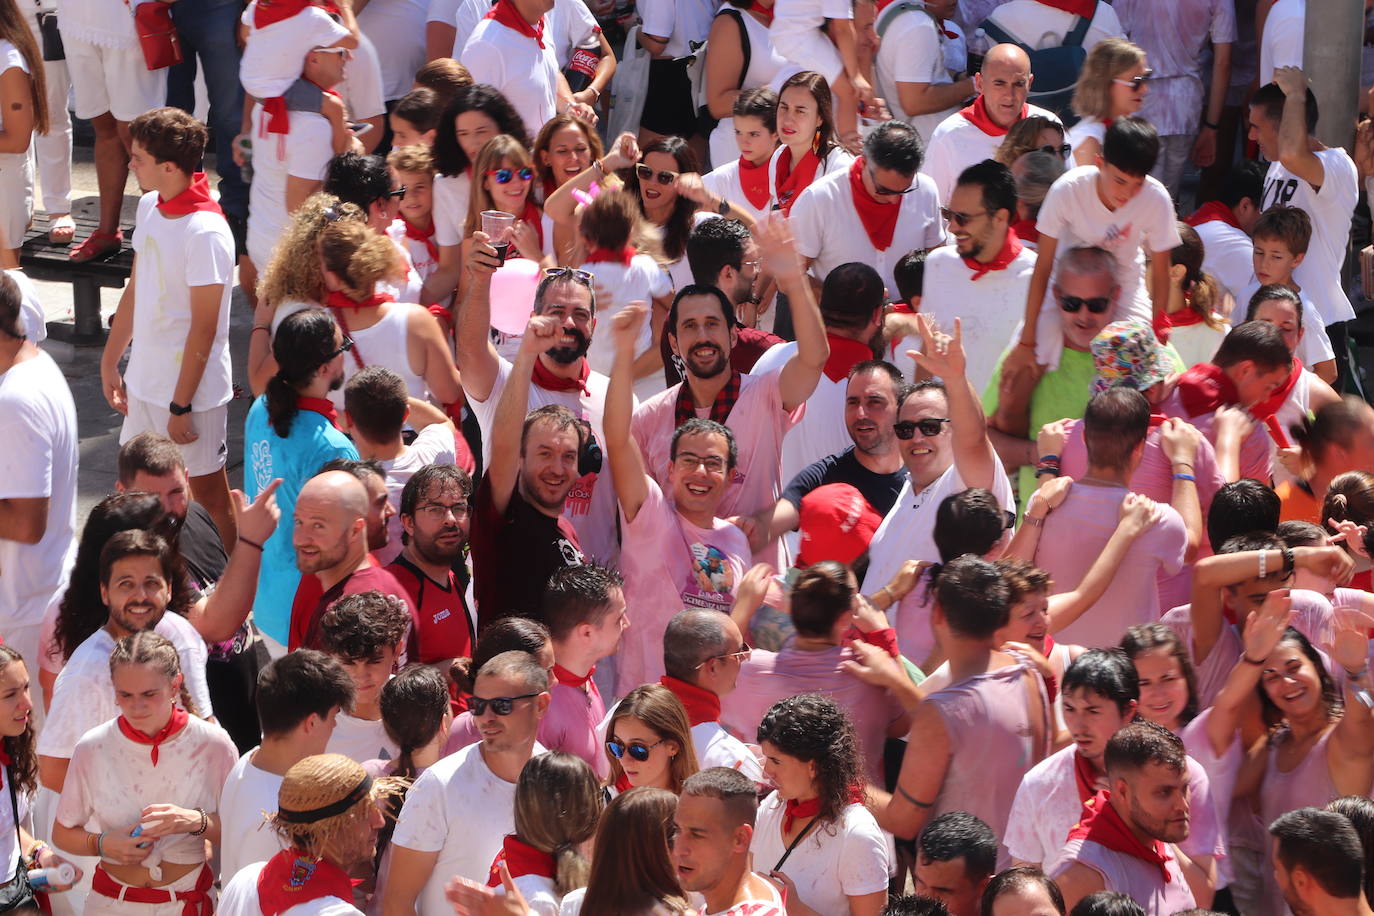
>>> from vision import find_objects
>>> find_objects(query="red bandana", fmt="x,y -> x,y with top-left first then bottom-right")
257,850 -> 354,916
959,95 -> 1026,138
1068,790 -> 1175,884
963,228 -> 1023,280
774,146 -> 821,216
659,675 -> 721,726
485,0 -> 544,47
674,372 -> 742,428
157,173 -> 224,217
1175,363 -> 1239,418
521,200 -> 545,250
487,835 -> 555,887
782,785 -> 864,832
326,290 -> 396,310
531,357 -> 591,395
823,333 -> 874,382
1035,0 -> 1096,17
1185,201 -> 1241,231
296,396 -> 340,427
748,1 -> 773,25
553,664 -> 595,688
403,218 -> 438,264
1251,358 -> 1303,448
1011,217 -> 1038,244
1073,749 -> 1102,804
253,0 -> 339,29
848,158 -> 901,252
117,706 -> 189,766
584,246 -> 636,265
738,155 -> 771,211
1152,303 -> 1206,343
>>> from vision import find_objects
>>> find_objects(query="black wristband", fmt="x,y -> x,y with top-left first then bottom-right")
1201,119 -> 1219,130
168,401 -> 193,416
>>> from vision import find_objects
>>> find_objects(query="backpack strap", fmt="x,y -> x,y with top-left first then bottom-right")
1062,1 -> 1096,48
977,18 -> 1029,54
875,0 -> 925,39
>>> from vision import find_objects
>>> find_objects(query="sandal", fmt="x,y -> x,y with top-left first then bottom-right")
69,229 -> 122,262
47,213 -> 75,244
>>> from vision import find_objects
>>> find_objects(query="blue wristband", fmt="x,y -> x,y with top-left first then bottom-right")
1173,473 -> 1196,482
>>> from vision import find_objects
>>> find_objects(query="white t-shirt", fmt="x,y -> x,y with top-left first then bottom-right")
246,106 -> 335,269
239,3 -> 351,99
979,0 -> 1124,52
1192,218 -> 1256,304
0,775 -> 29,883
789,165 -> 945,299
37,616 -> 214,760
638,0 -> 715,57
750,340 -> 849,489
338,31 -> 387,121
432,172 -> 472,250
580,254 -> 672,400
770,0 -> 850,38
325,712 -> 399,764
461,18 -> 561,138
221,861 -> 363,916
1258,0 -> 1304,88
390,742 -> 545,916
0,350 -> 77,640
876,9 -> 960,144
218,749 -> 287,879
703,158 -> 774,227
357,0 -> 429,101
922,104 -> 1062,205
691,720 -> 764,782
748,795 -> 890,916
690,877 -> 786,916
1262,148 -> 1359,325
128,192 -> 235,411
548,0 -> 601,69
450,0 -> 489,56
1036,165 -> 1182,314
1232,281 -> 1335,368
10,270 -> 46,344
375,425 -> 458,566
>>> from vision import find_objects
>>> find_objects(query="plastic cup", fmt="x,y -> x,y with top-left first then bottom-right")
481,210 -> 516,262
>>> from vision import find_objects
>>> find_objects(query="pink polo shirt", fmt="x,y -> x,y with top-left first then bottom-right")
1157,387 -> 1274,482
541,676 -> 610,780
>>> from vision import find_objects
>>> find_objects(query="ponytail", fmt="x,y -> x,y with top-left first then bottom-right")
265,374 -> 301,439
264,308 -> 343,438
552,842 -> 592,897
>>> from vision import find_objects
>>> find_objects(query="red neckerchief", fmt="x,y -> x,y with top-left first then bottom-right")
774,146 -> 821,216
1175,363 -> 1240,417
963,228 -> 1023,280
823,333 -> 874,382
584,246 -> 635,265
531,357 -> 591,395
253,0 -> 339,29
1185,201 -> 1241,230
403,218 -> 438,264
0,748 -> 11,791
782,785 -> 864,832
747,0 -> 773,25
1035,0 -> 1096,17
487,835 -> 555,887
116,706 -> 189,766
1164,307 -> 1207,329
326,290 -> 395,310
1149,412 -> 1168,428
1068,790 -> 1175,884
959,95 -> 1026,137
553,664 -> 595,688
521,200 -> 545,249
1252,357 -> 1303,448
256,849 -> 354,916
157,173 -> 224,217
738,155 -> 771,211
296,396 -> 340,427
485,0 -> 544,47
1073,749 -> 1101,804
260,97 -> 290,136
660,675 -> 721,726
1011,216 -> 1038,244
848,157 -> 901,252
674,372 -> 742,428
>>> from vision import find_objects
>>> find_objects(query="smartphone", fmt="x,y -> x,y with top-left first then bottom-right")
349,121 -> 373,137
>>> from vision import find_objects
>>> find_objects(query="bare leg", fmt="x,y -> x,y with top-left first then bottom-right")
89,112 -> 129,237
190,467 -> 237,550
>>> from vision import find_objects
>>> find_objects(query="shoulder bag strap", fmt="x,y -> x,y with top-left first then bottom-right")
1063,3 -> 1096,47
771,816 -> 819,873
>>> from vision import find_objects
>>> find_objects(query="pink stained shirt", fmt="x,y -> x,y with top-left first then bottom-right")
1259,724 -> 1342,830
1180,708 -> 1242,885
722,644 -> 906,786
615,477 -> 751,697
1036,482 -> 1189,649
1049,836 -> 1197,916
540,678 -> 610,780
630,368 -> 803,567
1157,386 -> 1274,483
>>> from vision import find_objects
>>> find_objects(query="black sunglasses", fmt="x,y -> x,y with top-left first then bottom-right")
382,185 -> 407,200
869,163 -> 915,196
1112,69 -> 1154,91
327,336 -> 355,360
470,693 -> 539,716
635,163 -> 678,186
940,206 -> 990,227
607,738 -> 665,762
894,417 -> 950,439
1058,295 -> 1112,314
1039,143 -> 1072,158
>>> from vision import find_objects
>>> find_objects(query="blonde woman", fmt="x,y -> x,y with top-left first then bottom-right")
605,684 -> 699,795
1067,38 -> 1151,165
994,115 -> 1068,167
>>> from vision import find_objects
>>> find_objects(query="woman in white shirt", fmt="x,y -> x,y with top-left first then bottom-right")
1067,38 -> 1151,166
0,0 -> 46,268
700,0 -> 791,169
750,694 -> 890,916
533,114 -> 604,264
459,134 -> 556,301
769,71 -> 853,217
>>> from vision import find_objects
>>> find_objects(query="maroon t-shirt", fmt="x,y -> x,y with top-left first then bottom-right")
293,564 -> 416,652
469,474 -> 586,630
386,555 -> 475,664
731,327 -> 785,373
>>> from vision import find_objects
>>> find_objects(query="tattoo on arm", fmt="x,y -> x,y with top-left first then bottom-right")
896,783 -> 932,808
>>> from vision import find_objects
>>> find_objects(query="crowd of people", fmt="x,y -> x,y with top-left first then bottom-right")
5,0 -> 1374,914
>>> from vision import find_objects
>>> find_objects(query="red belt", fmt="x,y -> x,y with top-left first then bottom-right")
92,864 -> 214,916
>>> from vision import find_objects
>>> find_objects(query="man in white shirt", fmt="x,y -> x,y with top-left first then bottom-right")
1185,161 -> 1264,303
219,650 -> 356,879
1258,0 -> 1304,87
923,43 -> 1062,204
875,0 -> 974,143
673,768 -> 786,916
100,108 -> 237,547
383,651 -> 549,916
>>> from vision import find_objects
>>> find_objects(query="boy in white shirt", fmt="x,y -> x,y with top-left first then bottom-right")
99,107 -> 238,547
320,591 -> 410,764
386,144 -> 441,284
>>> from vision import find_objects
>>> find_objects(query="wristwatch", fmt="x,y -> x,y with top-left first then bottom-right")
715,197 -> 730,216
168,401 -> 193,416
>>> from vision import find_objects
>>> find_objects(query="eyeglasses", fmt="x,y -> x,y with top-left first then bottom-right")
542,266 -> 594,283
1112,69 -> 1154,91
675,452 -> 728,474
488,167 -> 534,184
327,336 -> 355,360
893,418 -> 950,439
741,259 -> 761,271
382,185 -> 407,200
635,163 -> 678,185
1058,294 -> 1112,314
694,647 -> 751,669
469,693 -> 539,716
869,164 -> 915,196
416,502 -> 470,521
1038,143 -> 1072,158
940,206 -> 990,227
607,738 -> 666,762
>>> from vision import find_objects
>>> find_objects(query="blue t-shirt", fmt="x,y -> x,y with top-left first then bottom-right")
244,395 -> 358,644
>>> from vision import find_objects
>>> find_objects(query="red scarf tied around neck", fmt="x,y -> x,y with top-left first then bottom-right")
531,357 -> 591,396
1073,749 -> 1101,804
296,396 -> 339,427
774,147 -> 821,216
1035,0 -> 1097,17
659,675 -> 721,726
783,786 -> 865,833
738,156 -> 771,211
325,290 -> 396,310
256,849 -> 354,916
1185,201 -> 1242,231
584,246 -> 636,266
823,333 -> 876,382
117,706 -> 189,766
485,0 -> 544,47
963,228 -> 1023,281
403,218 -> 438,264
1068,790 -> 1175,884
487,835 -> 555,887
959,95 -> 1027,138
0,748 -> 11,791
553,664 -> 595,688
1011,216 -> 1039,245
1251,357 -> 1303,448
157,173 -> 224,217
848,157 -> 902,252
253,0 -> 339,29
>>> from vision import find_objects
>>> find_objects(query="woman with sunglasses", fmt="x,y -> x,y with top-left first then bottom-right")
557,787 -> 691,916
1066,39 -> 1151,166
459,134 -> 555,302
605,684 -> 698,795
770,71 -> 852,218
751,693 -> 889,916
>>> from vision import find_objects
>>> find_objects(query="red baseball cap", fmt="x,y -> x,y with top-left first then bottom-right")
797,483 -> 883,568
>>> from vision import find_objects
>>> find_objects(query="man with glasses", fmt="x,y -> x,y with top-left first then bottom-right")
790,120 -> 945,299
922,45 -> 1064,205
607,302 -> 753,695
385,651 -> 549,915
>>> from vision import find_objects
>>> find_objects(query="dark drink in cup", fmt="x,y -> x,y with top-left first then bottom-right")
493,242 -> 510,263
480,210 -> 516,265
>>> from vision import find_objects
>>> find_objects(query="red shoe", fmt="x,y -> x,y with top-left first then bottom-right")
69,229 -> 122,262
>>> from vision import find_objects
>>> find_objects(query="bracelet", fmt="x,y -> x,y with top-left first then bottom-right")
252,325 -> 271,335
96,832 -> 106,858
1039,454 -> 1060,463
1201,119 -> 1219,130
238,535 -> 265,552
1281,546 -> 1295,579
1347,666 -> 1371,680
191,807 -> 208,837
1242,654 -> 1266,666
1172,464 -> 1195,473
592,158 -> 605,178
1024,514 -> 1046,527
878,585 -> 894,605
1017,339 -> 1035,349
1173,473 -> 1196,482
27,842 -> 49,866
1259,549 -> 1268,579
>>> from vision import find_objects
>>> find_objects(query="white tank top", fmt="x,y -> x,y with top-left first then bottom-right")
331,303 -> 430,409
707,8 -> 797,168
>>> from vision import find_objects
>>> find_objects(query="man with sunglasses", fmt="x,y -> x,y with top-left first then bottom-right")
923,44 -> 1063,205
385,651 -> 549,916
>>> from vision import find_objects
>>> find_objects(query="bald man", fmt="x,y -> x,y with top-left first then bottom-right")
922,44 -> 1064,204
288,470 -> 415,652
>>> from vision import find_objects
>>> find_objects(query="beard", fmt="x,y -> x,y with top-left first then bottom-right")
684,342 -> 729,379
415,527 -> 467,565
328,366 -> 345,392
107,600 -> 168,635
545,328 -> 591,365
